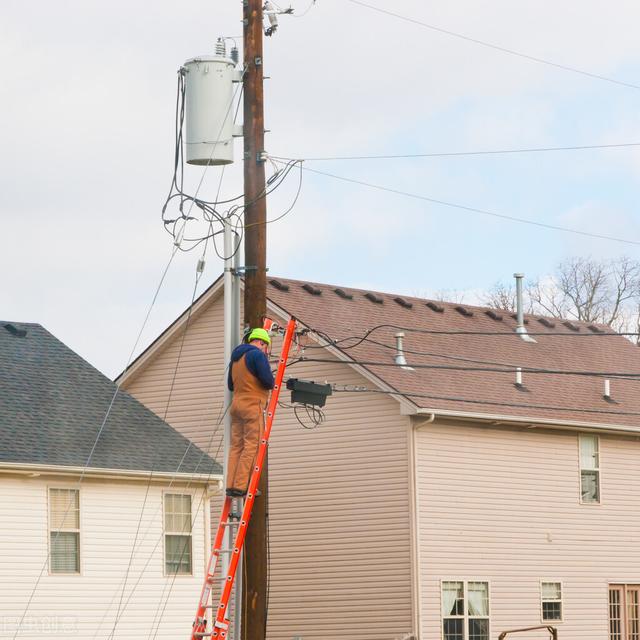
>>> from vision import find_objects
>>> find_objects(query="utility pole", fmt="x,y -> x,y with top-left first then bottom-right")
242,0 -> 268,638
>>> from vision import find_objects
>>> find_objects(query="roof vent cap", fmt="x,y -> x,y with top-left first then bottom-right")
269,278 -> 290,292
364,292 -> 383,304
3,323 -> 27,338
301,284 -> 321,296
425,301 -> 444,313
394,332 -> 414,370
333,288 -> 353,300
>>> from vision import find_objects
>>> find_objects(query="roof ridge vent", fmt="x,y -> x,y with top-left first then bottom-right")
301,284 -> 321,296
485,310 -> 503,321
269,278 -> 290,292
425,301 -> 444,313
562,320 -> 580,332
3,323 -> 27,338
393,296 -> 413,309
333,288 -> 353,300
538,317 -> 555,328
364,292 -> 383,304
454,305 -> 473,317
510,313 -> 529,324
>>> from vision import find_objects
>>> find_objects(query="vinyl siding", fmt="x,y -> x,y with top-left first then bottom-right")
415,420 -> 640,639
123,291 -> 415,639
0,474 -> 210,639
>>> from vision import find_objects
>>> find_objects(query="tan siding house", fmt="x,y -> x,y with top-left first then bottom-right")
120,277 -> 640,640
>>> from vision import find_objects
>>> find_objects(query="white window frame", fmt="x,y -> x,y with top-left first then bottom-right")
579,434 -> 601,504
540,580 -> 563,623
47,486 -> 81,575
163,491 -> 194,577
441,579 -> 491,640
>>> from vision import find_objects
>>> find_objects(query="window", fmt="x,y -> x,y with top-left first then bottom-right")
442,581 -> 490,640
579,434 -> 600,503
541,582 -> 562,621
609,585 -> 640,640
164,493 -> 192,575
49,488 -> 80,574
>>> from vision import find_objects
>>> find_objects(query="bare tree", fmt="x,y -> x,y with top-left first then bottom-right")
486,257 -> 640,342
483,282 -> 518,313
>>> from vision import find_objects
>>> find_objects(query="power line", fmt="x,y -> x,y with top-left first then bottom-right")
347,0 -> 640,91
270,141 -> 640,162
332,386 -> 640,419
306,333 -> 640,377
305,323 -> 634,345
286,163 -> 640,247
298,356 -> 640,380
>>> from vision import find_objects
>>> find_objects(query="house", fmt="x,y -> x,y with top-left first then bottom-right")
0,321 -> 222,640
118,276 -> 640,640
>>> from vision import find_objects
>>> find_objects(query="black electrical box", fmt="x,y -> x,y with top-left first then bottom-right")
286,378 -> 333,407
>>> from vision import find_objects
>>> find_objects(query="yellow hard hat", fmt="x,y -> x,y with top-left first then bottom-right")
248,328 -> 271,345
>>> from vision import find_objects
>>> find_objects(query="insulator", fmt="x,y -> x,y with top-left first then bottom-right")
215,37 -> 226,57
230,46 -> 239,65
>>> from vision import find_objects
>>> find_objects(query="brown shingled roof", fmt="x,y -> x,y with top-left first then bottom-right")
266,277 -> 640,428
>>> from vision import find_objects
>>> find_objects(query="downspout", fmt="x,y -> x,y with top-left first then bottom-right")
409,412 -> 435,638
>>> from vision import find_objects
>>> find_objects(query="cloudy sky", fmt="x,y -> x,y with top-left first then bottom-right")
2,0 -> 640,377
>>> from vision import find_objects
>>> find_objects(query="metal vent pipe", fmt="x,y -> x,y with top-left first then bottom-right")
514,273 -> 536,343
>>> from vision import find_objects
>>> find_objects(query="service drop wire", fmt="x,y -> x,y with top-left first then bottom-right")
331,385 -> 640,419
302,332 -> 640,377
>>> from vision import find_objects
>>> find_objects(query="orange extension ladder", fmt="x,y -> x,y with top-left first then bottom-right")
190,316 -> 297,639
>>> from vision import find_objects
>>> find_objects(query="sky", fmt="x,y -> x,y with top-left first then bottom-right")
2,0 -> 640,377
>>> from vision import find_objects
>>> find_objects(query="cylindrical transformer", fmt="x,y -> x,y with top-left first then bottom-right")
183,54 -> 237,165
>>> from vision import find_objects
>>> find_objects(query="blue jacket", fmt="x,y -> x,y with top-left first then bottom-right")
227,344 -> 274,392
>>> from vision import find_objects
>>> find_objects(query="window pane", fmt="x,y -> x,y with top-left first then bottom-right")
542,582 -> 561,600
628,589 -> 640,640
581,470 -> 600,502
543,601 -> 562,621
468,618 -> 489,640
580,435 -> 599,469
442,581 -> 464,616
164,494 -> 192,533
468,582 -> 489,616
50,532 -> 79,573
610,588 -> 622,640
49,489 -> 79,530
443,618 -> 464,640
165,535 -> 192,574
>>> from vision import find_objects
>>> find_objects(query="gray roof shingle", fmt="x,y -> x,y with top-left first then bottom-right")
0,321 -> 221,476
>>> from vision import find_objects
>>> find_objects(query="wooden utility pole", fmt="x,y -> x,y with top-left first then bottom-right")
243,1 -> 268,639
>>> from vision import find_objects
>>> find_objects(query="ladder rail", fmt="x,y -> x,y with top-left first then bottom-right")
190,317 -> 297,640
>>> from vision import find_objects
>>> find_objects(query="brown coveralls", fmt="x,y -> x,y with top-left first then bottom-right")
226,354 -> 270,493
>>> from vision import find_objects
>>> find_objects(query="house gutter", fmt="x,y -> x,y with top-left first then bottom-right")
414,407 -> 640,436
0,462 -> 224,487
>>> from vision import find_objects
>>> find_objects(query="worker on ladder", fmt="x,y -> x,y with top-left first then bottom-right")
226,328 -> 274,497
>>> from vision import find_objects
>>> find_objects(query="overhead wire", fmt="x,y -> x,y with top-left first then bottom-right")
346,0 -> 640,91
306,332 -> 640,377
278,161 -> 640,247
331,385 -> 640,419
297,356 -> 640,381
270,141 -> 640,162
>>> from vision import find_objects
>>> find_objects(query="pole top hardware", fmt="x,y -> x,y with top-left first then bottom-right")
232,266 -> 269,276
